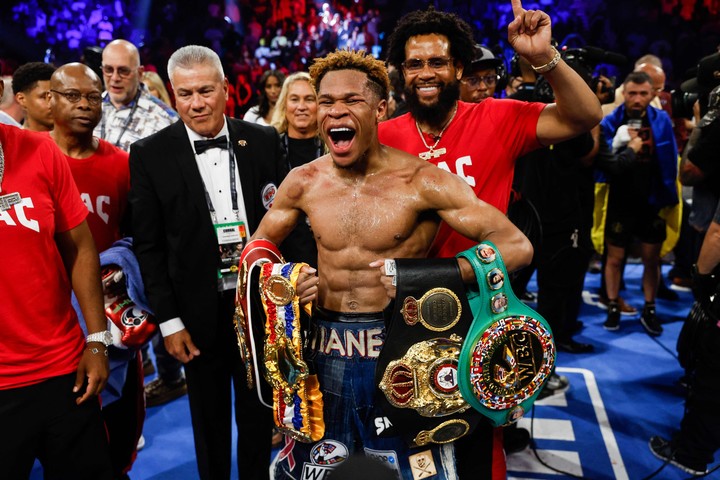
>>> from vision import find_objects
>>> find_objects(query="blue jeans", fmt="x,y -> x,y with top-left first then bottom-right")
271,309 -> 458,480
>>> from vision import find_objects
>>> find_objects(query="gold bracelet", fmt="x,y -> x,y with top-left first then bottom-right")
531,46 -> 561,74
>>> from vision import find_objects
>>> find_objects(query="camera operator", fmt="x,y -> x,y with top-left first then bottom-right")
679,53 -> 720,236
648,58 -> 720,475
594,71 -> 679,336
648,195 -> 720,476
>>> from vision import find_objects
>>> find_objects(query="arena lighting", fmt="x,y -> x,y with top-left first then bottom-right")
225,0 -> 243,34
130,0 -> 153,47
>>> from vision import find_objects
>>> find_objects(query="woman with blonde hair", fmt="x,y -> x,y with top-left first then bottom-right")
270,71 -> 324,268
141,71 -> 173,107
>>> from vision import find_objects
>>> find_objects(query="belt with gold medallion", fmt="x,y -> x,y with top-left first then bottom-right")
259,262 -> 325,443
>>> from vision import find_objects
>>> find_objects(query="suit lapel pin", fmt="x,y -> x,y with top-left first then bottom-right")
238,140 -> 247,147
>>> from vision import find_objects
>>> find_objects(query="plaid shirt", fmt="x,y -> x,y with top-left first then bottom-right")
95,86 -> 178,152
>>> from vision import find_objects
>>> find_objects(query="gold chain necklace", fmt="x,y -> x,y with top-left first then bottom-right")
415,105 -> 457,160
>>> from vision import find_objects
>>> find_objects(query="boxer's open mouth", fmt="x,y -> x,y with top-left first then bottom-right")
328,127 -> 356,149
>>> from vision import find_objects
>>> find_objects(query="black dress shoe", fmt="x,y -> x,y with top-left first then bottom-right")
556,339 -> 595,354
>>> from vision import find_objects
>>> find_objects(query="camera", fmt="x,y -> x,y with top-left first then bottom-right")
670,89 -> 700,120
533,45 -> 626,104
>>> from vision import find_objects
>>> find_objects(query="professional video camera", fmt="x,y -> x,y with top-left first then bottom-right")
672,52 -> 720,119
670,89 -> 699,119
534,45 -> 627,104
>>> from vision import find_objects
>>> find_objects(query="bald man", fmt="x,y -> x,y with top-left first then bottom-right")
50,63 -> 129,252
95,40 -> 183,406
49,63 -> 137,476
94,39 -> 177,152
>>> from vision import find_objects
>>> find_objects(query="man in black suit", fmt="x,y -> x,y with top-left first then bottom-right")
129,45 -> 285,480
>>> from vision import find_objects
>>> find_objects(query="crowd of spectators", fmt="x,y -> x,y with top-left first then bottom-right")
3,0 -> 720,118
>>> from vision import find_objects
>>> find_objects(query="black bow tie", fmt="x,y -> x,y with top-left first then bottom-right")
194,135 -> 228,154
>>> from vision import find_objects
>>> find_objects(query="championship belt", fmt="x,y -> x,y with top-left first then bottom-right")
259,262 -> 325,443
234,238 -> 284,406
375,259 -> 483,447
456,242 -> 556,427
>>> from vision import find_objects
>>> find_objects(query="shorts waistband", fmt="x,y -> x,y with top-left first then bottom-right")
310,309 -> 386,359
314,305 -> 387,323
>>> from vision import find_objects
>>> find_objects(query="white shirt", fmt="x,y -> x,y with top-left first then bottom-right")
243,106 -> 270,127
160,117 -> 251,338
185,119 -> 251,226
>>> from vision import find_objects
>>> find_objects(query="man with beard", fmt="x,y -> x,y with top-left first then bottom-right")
378,2 -> 601,256
594,71 -> 678,336
377,2 -> 602,478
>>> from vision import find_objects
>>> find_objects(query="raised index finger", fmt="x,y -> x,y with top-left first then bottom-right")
511,0 -> 524,17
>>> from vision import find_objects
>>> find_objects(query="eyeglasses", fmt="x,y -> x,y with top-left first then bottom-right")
461,75 -> 499,88
401,57 -> 453,73
101,65 -> 135,78
50,89 -> 103,106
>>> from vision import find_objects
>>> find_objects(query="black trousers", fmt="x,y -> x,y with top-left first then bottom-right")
184,291 -> 273,480
675,321 -> 720,467
0,373 -> 113,480
536,230 -> 592,342
453,421 -> 498,479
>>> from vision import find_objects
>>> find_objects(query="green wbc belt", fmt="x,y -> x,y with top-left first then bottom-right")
456,242 -> 556,427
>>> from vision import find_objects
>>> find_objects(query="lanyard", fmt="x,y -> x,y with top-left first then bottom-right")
99,89 -> 142,148
282,133 -> 324,171
201,138 -> 240,224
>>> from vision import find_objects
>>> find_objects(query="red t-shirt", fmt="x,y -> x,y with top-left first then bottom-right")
378,99 -> 544,258
0,125 -> 89,389
63,138 -> 130,252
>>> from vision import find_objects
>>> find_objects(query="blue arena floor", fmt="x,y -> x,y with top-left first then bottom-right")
31,265 -> 720,479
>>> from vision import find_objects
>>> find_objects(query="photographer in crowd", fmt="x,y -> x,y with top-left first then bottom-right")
594,71 -> 679,336
648,197 -> 720,477
649,56 -> 720,470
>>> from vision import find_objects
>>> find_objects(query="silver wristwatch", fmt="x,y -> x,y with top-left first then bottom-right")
86,330 -> 113,347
